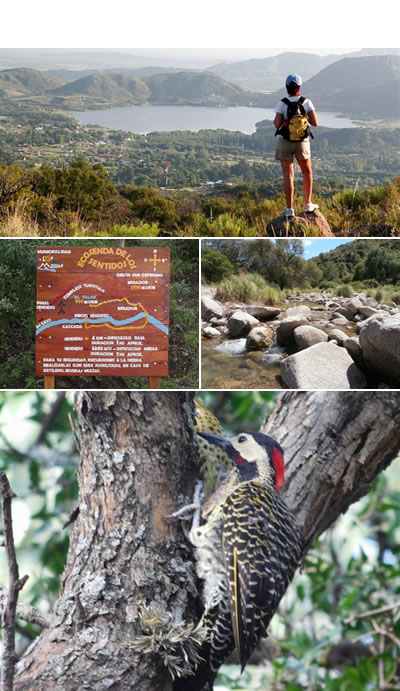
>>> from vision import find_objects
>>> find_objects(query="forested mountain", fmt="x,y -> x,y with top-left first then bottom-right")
52,73 -> 152,103
314,239 -> 400,283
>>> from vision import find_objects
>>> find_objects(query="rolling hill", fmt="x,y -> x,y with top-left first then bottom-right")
0,67 -> 64,97
52,73 -> 151,104
261,56 -> 400,119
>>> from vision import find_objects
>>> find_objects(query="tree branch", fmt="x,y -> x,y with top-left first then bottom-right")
0,587 -> 52,630
0,473 -> 29,691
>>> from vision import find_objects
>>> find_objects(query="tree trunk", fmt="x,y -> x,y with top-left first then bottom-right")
15,392 -> 200,691
14,391 -> 400,689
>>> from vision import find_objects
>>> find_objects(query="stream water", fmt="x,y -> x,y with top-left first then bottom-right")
201,303 -> 357,390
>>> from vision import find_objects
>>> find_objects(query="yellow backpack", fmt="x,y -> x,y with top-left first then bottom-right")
277,97 -> 313,141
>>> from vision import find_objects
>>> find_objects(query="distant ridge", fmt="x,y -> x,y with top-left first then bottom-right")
260,56 -> 400,118
0,67 -> 64,97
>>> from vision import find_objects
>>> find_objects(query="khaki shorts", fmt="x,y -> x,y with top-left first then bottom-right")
275,137 -> 311,162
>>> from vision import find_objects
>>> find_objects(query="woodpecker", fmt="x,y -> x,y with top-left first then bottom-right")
174,431 -> 302,691
194,400 -> 233,502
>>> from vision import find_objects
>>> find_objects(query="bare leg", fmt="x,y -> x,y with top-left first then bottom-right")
280,160 -> 294,209
297,157 -> 313,207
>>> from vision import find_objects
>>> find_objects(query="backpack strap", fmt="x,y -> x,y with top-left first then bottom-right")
281,97 -> 290,106
298,96 -> 305,104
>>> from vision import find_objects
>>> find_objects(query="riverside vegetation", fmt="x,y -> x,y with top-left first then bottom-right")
201,239 -> 400,389
0,238 -> 199,389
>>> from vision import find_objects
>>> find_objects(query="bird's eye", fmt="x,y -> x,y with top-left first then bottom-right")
238,435 -> 247,443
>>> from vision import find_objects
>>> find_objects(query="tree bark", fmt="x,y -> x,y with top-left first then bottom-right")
14,391 -> 400,689
15,392 -> 200,691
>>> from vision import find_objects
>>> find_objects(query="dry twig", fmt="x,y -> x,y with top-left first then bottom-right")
0,472 -> 29,691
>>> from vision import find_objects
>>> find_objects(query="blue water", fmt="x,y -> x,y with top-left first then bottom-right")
74,104 -> 360,135
36,313 -> 169,335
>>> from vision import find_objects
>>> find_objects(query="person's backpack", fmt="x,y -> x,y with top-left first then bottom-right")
275,97 -> 314,141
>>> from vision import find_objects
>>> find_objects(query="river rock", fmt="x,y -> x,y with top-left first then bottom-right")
228,311 -> 259,337
245,305 -> 281,320
293,325 -> 328,350
358,306 -> 379,318
343,296 -> 364,316
358,313 -> 400,381
344,337 -> 363,365
276,317 -> 309,346
246,326 -> 274,351
280,342 -> 366,390
214,339 -> 247,357
356,311 -> 387,333
203,326 -> 221,339
210,317 -> 228,326
330,317 -> 349,327
283,305 -> 312,319
328,329 -> 348,346
266,209 -> 335,237
201,296 -> 225,321
334,306 -> 354,320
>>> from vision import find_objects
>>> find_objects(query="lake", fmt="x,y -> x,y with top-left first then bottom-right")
74,105 -> 361,135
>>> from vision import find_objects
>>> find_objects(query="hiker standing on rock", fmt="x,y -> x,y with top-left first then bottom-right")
274,74 -> 319,218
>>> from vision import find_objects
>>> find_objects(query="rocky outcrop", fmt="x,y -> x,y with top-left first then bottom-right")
281,342 -> 367,390
293,325 -> 328,350
266,209 -> 334,238
358,313 -> 400,381
228,310 -> 259,337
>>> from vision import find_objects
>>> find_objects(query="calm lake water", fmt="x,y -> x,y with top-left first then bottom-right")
74,105 -> 360,135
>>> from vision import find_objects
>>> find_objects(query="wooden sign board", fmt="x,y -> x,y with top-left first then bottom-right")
36,247 -> 169,378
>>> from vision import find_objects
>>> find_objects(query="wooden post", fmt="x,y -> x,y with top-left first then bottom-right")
148,377 -> 159,389
44,376 -> 55,389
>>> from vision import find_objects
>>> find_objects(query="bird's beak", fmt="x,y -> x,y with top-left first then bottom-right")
196,432 -> 234,456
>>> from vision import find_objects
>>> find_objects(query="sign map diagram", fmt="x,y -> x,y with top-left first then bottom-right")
35,247 -> 170,377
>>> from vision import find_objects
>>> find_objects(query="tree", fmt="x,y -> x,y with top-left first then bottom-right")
201,247 -> 234,283
5,392 -> 400,689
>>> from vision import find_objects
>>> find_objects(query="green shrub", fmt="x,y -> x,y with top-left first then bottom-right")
391,292 -> 400,305
336,285 -> 353,297
89,223 -> 160,237
375,288 -> 384,302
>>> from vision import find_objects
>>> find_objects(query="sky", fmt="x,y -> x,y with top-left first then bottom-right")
1,0 -> 398,50
300,238 -> 354,259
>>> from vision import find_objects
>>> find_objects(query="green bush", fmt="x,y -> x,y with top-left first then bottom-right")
89,223 -> 160,237
336,285 -> 353,297
375,288 -> 384,302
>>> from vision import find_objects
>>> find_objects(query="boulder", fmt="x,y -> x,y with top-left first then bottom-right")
334,306 -> 354,320
245,305 -> 281,320
280,342 -> 366,390
228,310 -> 259,338
293,325 -> 328,350
359,313 -> 400,381
266,209 -> 335,237
276,317 -> 309,346
214,339 -> 247,357
201,296 -> 225,321
330,317 -> 349,327
343,296 -> 364,316
210,317 -> 228,326
356,311 -> 387,333
283,305 -> 312,319
358,306 -> 379,318
328,329 -> 348,346
246,326 -> 274,351
203,326 -> 222,339
344,337 -> 363,365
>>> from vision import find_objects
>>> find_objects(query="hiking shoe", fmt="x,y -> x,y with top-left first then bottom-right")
304,202 -> 319,213
280,208 -> 295,218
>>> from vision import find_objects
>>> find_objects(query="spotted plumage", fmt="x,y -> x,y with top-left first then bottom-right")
174,430 -> 302,691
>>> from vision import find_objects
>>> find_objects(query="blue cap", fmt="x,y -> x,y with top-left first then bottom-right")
286,74 -> 302,86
